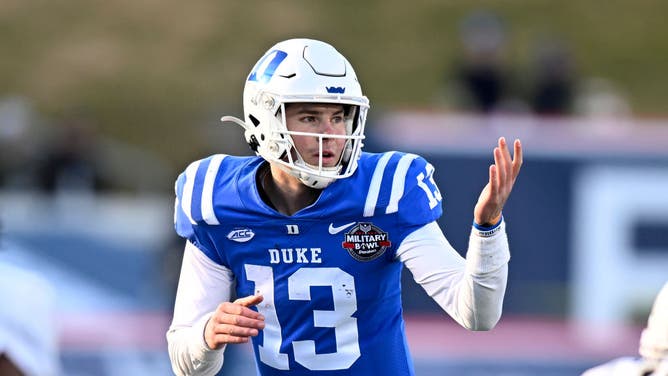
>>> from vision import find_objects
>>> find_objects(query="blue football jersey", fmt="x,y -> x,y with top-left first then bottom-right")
174,151 -> 443,375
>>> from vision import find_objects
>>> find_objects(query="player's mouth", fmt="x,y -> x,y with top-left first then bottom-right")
315,150 -> 339,166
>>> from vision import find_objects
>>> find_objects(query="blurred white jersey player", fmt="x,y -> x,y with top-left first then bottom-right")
0,258 -> 60,376
582,282 -> 668,376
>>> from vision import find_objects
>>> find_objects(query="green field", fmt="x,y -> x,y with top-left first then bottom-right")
2,0 -> 666,166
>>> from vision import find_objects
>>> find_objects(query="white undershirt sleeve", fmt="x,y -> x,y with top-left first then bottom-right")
396,220 -> 510,330
167,241 -> 235,376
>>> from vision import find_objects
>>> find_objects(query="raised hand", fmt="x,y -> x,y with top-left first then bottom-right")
474,137 -> 523,226
204,294 -> 265,349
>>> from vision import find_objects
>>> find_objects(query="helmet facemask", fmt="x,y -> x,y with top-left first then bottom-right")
276,101 -> 366,188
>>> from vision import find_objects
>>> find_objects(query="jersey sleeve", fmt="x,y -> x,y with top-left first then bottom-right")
173,156 -> 227,266
393,154 -> 443,228
174,166 -> 196,239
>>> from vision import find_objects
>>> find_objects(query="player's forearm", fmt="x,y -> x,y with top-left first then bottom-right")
167,315 -> 225,376
458,219 -> 510,330
455,263 -> 508,330
397,220 -> 509,331
421,259 -> 507,331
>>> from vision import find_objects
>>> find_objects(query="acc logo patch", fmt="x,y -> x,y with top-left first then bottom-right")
342,222 -> 391,261
227,228 -> 255,243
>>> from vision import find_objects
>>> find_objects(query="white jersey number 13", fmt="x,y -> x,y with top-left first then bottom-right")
417,162 -> 442,209
244,265 -> 360,371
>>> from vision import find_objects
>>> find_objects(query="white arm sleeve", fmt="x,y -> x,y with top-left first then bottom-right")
396,220 -> 510,331
167,241 -> 235,376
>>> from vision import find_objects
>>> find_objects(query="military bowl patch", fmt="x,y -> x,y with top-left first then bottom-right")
342,222 -> 391,261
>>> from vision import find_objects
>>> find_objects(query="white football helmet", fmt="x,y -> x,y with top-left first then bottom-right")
221,38 -> 369,189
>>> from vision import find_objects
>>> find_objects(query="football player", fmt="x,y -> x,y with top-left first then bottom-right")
167,38 -> 522,375
581,282 -> 668,376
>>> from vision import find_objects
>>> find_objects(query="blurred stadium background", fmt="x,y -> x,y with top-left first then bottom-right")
1,1 -> 667,375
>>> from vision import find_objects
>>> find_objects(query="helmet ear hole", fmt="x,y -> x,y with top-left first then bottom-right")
248,135 -> 260,152
249,114 -> 260,126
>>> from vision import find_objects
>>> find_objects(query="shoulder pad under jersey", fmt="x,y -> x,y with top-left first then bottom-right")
174,154 -> 229,239
357,151 -> 443,226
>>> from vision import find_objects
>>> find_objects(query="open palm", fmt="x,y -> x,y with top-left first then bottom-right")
474,137 -> 523,226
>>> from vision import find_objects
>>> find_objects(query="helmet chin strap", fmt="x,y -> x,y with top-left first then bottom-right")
295,169 -> 337,189
278,155 -> 341,189
267,162 -> 331,189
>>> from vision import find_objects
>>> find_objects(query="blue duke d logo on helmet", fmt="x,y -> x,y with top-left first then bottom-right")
341,222 -> 391,261
248,50 -> 288,84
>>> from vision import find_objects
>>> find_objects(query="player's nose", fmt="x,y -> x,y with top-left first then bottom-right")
320,118 -> 342,136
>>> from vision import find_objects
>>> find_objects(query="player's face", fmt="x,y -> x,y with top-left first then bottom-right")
285,103 -> 348,167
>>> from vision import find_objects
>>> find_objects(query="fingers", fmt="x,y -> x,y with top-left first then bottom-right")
209,333 -> 252,344
216,298 -> 265,321
496,137 -> 523,184
206,296 -> 266,349
214,308 -> 264,328
490,137 -> 522,200
493,145 -> 506,189
234,294 -> 264,307
499,137 -> 512,162
512,139 -> 523,179
476,137 -> 522,225
214,301 -> 262,319
493,139 -> 507,192
208,316 -> 264,340
488,163 -> 498,197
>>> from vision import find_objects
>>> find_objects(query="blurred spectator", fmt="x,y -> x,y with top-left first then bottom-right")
1,100 -> 175,194
528,37 -> 577,116
581,282 -> 668,376
0,97 -> 40,189
0,258 -> 60,376
35,115 -> 108,194
447,10 -> 521,113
